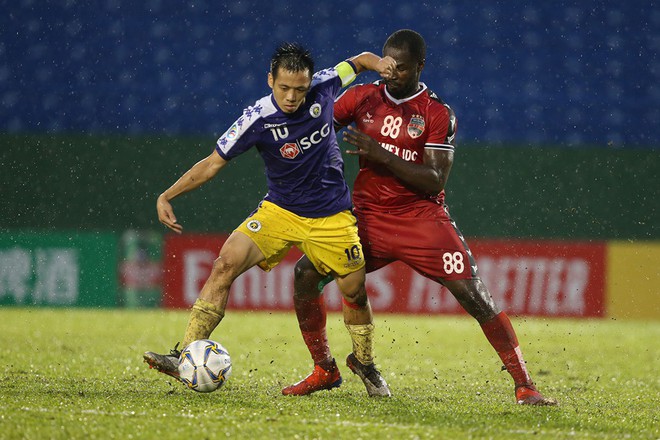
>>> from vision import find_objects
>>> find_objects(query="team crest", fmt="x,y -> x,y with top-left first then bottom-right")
407,115 -> 425,139
247,220 -> 262,232
309,103 -> 322,118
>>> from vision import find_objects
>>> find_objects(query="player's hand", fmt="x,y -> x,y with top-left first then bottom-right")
343,126 -> 390,164
157,194 -> 183,234
376,56 -> 396,80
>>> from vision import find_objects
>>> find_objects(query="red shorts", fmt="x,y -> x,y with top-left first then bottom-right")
354,203 -> 477,281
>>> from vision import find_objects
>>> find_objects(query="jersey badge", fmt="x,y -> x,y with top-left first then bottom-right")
226,123 -> 239,141
362,112 -> 374,124
407,115 -> 425,139
247,220 -> 262,232
310,102 -> 322,118
280,142 -> 301,159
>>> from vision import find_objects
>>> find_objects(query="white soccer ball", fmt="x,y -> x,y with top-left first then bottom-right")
178,339 -> 232,393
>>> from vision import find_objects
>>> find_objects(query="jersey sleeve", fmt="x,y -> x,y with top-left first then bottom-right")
425,104 -> 457,152
311,61 -> 359,100
215,107 -> 262,160
333,85 -> 359,127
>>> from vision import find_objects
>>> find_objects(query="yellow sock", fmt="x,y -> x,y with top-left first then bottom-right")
345,323 -> 374,365
181,299 -> 225,348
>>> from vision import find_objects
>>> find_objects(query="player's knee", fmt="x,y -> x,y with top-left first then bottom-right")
446,278 -> 499,323
210,255 -> 239,286
293,260 -> 323,296
341,286 -> 368,307
338,271 -> 367,307
293,261 -> 314,284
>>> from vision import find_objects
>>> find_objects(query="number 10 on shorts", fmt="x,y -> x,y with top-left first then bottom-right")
443,252 -> 464,274
344,245 -> 361,261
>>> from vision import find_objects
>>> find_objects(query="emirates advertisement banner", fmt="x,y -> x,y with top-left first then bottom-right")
162,234 -> 606,317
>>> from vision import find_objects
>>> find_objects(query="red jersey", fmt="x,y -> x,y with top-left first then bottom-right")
334,81 -> 456,211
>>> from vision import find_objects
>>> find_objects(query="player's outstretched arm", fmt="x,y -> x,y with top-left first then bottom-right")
348,52 -> 396,79
157,152 -> 227,233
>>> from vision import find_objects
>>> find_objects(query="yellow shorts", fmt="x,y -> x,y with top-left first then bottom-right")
235,200 -> 365,277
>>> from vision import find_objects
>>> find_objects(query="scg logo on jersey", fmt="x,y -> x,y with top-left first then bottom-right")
298,122 -> 330,150
277,123 -> 331,159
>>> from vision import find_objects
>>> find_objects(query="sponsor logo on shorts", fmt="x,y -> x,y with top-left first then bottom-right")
279,142 -> 301,159
309,103 -> 322,118
246,220 -> 262,232
407,114 -> 425,139
344,259 -> 363,269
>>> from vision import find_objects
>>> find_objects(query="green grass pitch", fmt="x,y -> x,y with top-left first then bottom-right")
1,308 -> 658,439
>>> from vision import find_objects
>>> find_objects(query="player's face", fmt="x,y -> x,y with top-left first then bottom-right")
268,68 -> 312,114
382,46 -> 424,99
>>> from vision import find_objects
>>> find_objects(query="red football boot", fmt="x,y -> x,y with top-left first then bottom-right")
282,359 -> 342,396
516,383 -> 558,405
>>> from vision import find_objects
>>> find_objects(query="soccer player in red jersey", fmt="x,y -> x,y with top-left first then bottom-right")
282,30 -> 557,405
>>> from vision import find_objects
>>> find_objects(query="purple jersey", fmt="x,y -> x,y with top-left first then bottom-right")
215,67 -> 352,218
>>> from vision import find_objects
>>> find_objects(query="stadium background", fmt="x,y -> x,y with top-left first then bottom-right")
1,1 -> 658,318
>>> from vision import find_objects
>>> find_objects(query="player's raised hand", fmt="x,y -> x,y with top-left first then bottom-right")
157,194 -> 184,234
376,56 -> 397,80
344,125 -> 390,164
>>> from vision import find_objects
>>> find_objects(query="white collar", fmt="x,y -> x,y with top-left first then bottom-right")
384,82 -> 427,105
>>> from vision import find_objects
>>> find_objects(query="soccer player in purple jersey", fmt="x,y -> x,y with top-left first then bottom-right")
144,43 -> 396,397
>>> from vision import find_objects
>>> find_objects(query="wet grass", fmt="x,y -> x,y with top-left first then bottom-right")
1,308 -> 658,439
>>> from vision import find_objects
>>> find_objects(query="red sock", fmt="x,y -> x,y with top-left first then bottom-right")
294,294 -> 331,365
480,312 -> 533,387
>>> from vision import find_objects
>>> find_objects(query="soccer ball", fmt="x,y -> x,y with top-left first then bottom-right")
178,339 -> 232,393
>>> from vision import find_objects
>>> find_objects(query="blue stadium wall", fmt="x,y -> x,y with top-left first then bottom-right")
1,0 -> 657,147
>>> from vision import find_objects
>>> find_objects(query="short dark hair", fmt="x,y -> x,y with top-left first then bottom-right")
383,29 -> 426,64
270,43 -> 314,79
